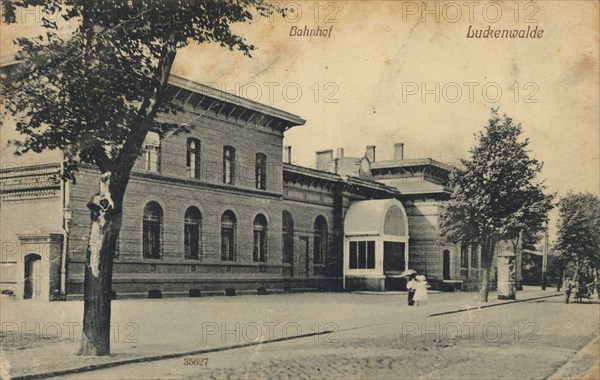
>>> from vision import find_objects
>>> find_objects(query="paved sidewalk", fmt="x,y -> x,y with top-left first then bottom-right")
548,336 -> 600,380
0,287 -> 568,379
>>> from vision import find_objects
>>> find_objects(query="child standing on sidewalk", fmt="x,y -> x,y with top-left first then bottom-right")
406,273 -> 417,306
413,275 -> 429,306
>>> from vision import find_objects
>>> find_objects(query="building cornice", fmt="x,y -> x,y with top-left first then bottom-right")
0,163 -> 62,200
167,75 -> 306,133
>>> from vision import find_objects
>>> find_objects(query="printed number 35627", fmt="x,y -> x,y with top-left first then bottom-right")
183,358 -> 209,366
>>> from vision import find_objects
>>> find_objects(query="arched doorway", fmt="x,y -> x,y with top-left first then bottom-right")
24,254 -> 42,299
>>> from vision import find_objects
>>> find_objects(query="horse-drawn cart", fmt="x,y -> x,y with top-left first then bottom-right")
573,283 -> 594,303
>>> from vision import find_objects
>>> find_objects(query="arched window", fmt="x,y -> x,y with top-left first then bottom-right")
253,214 -> 268,262
184,207 -> 202,260
187,138 -> 201,179
313,216 -> 328,264
143,201 -> 163,259
282,211 -> 294,264
255,153 -> 267,190
383,205 -> 405,236
223,146 -> 236,185
221,211 -> 236,261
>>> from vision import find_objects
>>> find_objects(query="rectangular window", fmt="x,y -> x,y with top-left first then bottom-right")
358,241 -> 366,268
461,244 -> 469,268
255,153 -> 267,190
367,241 -> 375,269
187,139 -> 201,179
349,241 -> 357,269
144,146 -> 160,172
223,146 -> 236,185
349,241 -> 376,270
471,244 -> 479,268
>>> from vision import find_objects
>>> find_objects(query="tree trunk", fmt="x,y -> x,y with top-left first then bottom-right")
480,269 -> 490,302
574,260 -> 581,282
78,173 -> 123,356
479,235 -> 497,303
76,41 -> 175,356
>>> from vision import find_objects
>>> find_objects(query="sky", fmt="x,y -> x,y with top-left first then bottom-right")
171,1 -> 599,238
2,1 -> 599,237
170,2 -> 598,193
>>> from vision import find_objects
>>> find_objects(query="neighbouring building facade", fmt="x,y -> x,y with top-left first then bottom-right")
0,74 -> 521,301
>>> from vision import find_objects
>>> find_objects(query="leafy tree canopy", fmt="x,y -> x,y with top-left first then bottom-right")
2,0 -> 278,177
440,108 -> 554,249
1,0 -> 282,356
554,192 -> 600,273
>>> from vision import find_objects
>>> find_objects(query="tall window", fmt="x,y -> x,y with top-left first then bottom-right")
143,132 -> 161,173
184,207 -> 202,260
223,146 -> 236,185
313,216 -> 328,264
187,138 -> 201,179
471,244 -> 479,268
460,244 -> 469,268
349,241 -> 376,269
143,201 -> 162,259
253,214 -> 268,262
282,211 -> 294,264
255,153 -> 267,190
221,211 -> 236,261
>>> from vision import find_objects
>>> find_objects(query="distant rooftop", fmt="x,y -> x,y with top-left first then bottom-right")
371,158 -> 454,172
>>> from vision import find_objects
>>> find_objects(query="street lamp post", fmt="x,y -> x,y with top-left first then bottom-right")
541,223 -> 548,290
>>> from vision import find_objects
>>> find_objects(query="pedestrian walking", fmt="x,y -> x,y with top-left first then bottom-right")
564,278 -> 574,304
557,273 -> 564,292
406,273 -> 417,306
413,274 -> 429,306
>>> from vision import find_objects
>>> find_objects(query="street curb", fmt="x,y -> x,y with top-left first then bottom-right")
11,330 -> 333,380
7,292 -> 563,380
428,293 -> 562,317
546,335 -> 600,380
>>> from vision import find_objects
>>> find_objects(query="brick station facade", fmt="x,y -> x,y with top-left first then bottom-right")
0,75 -> 521,300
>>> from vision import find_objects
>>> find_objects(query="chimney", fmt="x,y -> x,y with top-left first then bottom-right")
316,149 -> 334,171
336,147 -> 344,158
394,143 -> 404,160
283,146 -> 292,164
366,145 -> 376,163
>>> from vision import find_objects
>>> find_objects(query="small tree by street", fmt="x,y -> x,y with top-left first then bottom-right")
440,108 -> 554,302
2,0 -> 281,356
554,192 -> 600,281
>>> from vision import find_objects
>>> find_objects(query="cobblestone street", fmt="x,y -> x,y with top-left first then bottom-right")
54,293 -> 600,379
2,287 -> 598,379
